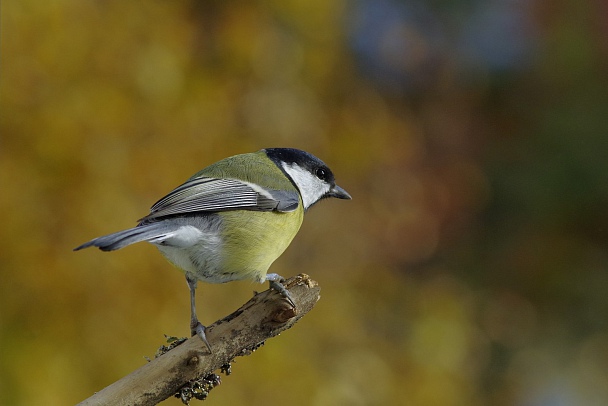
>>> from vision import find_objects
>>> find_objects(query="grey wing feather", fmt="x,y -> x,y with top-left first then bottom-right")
140,177 -> 299,221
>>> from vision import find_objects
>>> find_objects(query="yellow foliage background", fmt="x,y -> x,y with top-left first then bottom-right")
2,1 -> 608,405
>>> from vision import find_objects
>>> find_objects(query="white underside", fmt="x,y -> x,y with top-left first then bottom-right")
152,225 -> 227,283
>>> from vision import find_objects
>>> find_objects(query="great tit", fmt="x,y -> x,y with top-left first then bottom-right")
75,148 -> 351,351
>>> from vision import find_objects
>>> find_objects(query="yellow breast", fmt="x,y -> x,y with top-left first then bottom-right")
219,208 -> 304,283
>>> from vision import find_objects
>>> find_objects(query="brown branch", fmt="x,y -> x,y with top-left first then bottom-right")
77,274 -> 320,406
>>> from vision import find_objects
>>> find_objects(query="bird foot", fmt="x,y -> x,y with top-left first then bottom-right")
266,273 -> 296,309
191,321 -> 212,352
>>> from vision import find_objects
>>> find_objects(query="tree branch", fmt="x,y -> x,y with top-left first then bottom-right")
77,274 -> 320,406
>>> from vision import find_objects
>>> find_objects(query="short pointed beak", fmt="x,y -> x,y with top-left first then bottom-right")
329,184 -> 352,200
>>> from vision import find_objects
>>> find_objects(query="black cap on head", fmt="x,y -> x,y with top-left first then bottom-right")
264,148 -> 335,183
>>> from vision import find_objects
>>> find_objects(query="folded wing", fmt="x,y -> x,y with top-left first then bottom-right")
139,177 -> 299,222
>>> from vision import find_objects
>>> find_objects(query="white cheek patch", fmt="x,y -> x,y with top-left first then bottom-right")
281,163 -> 331,210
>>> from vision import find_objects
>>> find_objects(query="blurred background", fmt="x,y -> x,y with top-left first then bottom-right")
2,0 -> 608,405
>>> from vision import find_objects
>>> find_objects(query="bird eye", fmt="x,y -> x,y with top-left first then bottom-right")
315,167 -> 328,181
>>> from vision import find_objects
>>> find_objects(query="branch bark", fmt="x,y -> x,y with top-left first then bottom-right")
77,274 -> 320,406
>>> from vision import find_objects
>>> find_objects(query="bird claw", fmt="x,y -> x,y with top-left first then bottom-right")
266,273 -> 296,309
191,321 -> 212,352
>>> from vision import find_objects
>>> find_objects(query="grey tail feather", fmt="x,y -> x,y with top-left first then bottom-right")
73,223 -> 168,252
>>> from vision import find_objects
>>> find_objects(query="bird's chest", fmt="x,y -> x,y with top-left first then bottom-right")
156,210 -> 303,284
218,210 -> 303,283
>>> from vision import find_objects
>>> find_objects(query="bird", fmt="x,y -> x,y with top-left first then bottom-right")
74,148 -> 351,351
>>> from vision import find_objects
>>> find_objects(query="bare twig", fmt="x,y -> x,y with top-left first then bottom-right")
77,274 -> 320,406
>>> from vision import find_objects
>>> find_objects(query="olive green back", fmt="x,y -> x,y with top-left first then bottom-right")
189,150 -> 297,193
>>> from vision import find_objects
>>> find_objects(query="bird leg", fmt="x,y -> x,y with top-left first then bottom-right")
186,273 -> 212,352
265,273 -> 296,308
